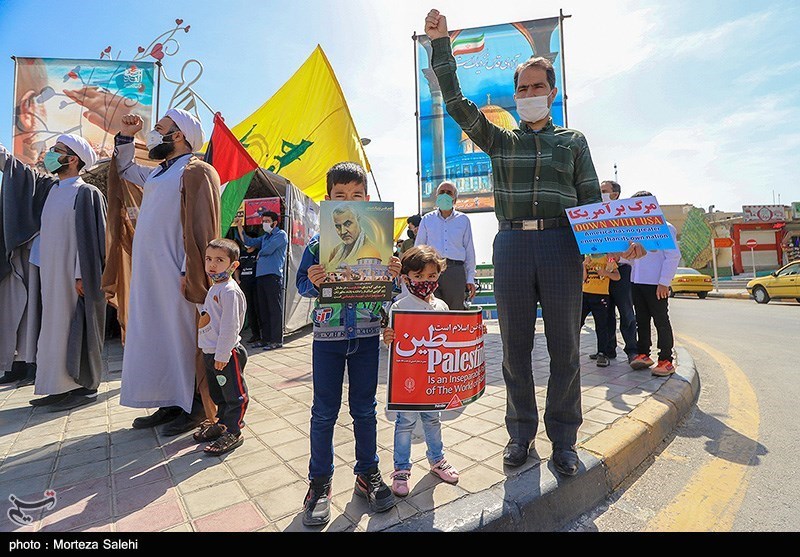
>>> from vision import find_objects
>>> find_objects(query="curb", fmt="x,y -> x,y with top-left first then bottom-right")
385,345 -> 700,532
707,291 -> 751,300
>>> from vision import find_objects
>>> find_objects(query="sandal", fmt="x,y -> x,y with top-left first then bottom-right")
204,431 -> 243,455
193,421 -> 226,442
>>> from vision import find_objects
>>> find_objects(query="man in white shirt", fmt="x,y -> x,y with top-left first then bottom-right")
414,182 -> 476,310
628,191 -> 681,376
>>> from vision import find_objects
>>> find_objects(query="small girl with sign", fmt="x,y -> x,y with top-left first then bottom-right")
383,245 -> 460,496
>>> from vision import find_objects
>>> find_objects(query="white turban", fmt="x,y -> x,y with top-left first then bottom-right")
56,134 -> 97,170
165,108 -> 205,151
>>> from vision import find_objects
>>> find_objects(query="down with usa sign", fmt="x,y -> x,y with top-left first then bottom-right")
387,309 -> 486,412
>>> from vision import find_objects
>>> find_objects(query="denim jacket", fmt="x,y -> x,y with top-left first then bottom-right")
296,235 -> 385,341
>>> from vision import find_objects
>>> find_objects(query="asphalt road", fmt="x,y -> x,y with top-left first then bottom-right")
566,295 -> 800,532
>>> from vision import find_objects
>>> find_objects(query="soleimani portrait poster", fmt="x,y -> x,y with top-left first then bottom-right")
319,201 -> 394,303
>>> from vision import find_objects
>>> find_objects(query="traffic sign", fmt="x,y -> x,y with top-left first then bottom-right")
714,237 -> 735,248
746,239 -> 758,248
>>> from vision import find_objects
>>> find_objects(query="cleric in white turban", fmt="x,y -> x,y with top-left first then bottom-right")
110,110 -> 221,436
163,108 -> 205,152
0,134 -> 107,409
56,133 -> 98,170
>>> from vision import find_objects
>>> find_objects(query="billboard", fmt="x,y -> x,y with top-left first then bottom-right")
415,17 -> 565,214
742,205 -> 788,223
12,57 -> 157,169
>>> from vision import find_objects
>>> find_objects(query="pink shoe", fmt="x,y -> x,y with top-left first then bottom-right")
390,469 -> 411,497
430,458 -> 459,484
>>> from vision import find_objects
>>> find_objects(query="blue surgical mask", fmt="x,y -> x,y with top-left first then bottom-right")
43,151 -> 66,173
436,193 -> 454,211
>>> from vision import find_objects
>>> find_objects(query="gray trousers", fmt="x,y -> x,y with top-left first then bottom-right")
435,260 -> 467,311
493,226 -> 583,448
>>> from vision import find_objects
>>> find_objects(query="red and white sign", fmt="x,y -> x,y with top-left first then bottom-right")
232,197 -> 281,226
742,205 -> 787,223
746,238 -> 758,248
387,309 -> 485,412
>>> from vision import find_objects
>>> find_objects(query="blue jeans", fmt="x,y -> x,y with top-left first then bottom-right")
308,336 -> 380,480
393,411 -> 444,471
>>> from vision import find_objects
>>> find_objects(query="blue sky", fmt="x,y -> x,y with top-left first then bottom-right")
2,0 -> 798,223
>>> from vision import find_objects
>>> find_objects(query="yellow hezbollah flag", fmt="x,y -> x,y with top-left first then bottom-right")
229,45 -> 370,202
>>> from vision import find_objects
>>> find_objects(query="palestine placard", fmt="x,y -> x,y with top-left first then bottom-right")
387,309 -> 485,412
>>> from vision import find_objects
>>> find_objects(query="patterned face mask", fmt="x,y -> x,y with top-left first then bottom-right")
405,277 -> 439,299
207,267 -> 234,283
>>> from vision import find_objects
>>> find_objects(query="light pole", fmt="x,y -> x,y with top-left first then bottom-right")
708,205 -> 719,291
360,138 -> 383,201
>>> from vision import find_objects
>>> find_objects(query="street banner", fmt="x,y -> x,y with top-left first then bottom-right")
415,16 -> 565,214
679,206 -> 713,269
319,201 -> 394,303
387,309 -> 485,412
232,197 -> 282,227
228,46 -> 370,203
12,57 -> 156,168
566,196 -> 677,254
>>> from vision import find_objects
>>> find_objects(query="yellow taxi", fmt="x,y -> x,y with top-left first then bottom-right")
669,267 -> 713,299
746,260 -> 800,304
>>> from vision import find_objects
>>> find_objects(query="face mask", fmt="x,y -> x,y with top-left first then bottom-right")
406,277 -> 439,299
262,223 -> 273,233
408,229 -> 416,240
43,151 -> 67,173
207,266 -> 234,283
436,193 -> 454,211
146,130 -> 177,160
601,193 -> 612,202
516,93 -> 551,123
145,129 -> 176,151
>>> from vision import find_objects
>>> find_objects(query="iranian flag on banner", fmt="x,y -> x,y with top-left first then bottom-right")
205,113 -> 259,234
452,33 -> 485,56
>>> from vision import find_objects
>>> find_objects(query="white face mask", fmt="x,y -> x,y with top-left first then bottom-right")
601,193 -> 613,202
262,223 -> 273,233
515,94 -> 551,123
145,129 -> 165,151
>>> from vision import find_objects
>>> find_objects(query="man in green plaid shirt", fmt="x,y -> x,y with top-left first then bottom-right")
424,9 -> 644,477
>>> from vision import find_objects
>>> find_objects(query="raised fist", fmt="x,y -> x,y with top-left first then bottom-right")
425,9 -> 449,40
120,114 -> 144,137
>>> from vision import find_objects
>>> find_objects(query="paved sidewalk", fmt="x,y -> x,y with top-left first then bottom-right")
0,320 -> 698,533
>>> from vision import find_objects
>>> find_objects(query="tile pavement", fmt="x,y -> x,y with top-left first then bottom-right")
0,319 -> 693,532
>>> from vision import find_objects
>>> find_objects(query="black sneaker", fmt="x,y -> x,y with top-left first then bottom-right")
588,352 -> 599,360
303,477 -> 332,526
354,468 -> 396,513
596,354 -> 610,367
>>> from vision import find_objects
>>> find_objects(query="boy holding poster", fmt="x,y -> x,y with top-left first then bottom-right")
383,246 -> 461,497
296,162 -> 401,527
581,255 -> 621,368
